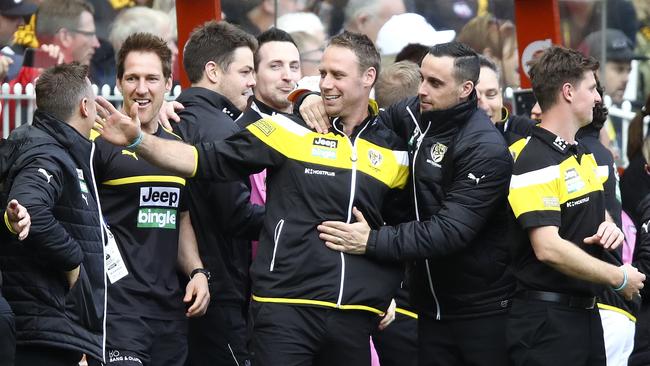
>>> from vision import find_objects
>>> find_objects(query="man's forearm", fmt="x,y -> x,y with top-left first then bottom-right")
177,212 -> 203,276
531,228 -> 623,287
136,133 -> 197,178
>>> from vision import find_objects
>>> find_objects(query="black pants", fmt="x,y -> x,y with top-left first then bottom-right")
187,303 -> 251,366
15,345 -> 82,366
372,312 -> 418,366
418,312 -> 509,366
251,302 -> 378,366
507,298 -> 606,366
0,295 -> 15,366
88,313 -> 188,366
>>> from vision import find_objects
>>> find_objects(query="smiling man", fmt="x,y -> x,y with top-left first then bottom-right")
170,21 -> 264,366
89,33 -> 209,366
96,31 -> 408,366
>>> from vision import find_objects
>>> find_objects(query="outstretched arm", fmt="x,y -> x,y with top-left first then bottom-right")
96,97 -> 197,177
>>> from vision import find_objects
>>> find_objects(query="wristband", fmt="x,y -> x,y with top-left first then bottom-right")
190,268 -> 211,282
126,131 -> 144,150
613,266 -> 628,292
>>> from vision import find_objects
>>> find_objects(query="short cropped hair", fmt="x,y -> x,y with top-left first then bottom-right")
183,20 -> 257,84
529,46 -> 599,110
117,33 -> 172,79
328,31 -> 380,85
375,61 -> 420,108
36,63 -> 90,122
428,41 -> 480,86
36,0 -> 94,41
254,27 -> 297,71
478,55 -> 501,83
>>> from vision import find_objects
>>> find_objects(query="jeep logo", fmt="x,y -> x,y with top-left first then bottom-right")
140,187 -> 180,208
313,137 -> 338,149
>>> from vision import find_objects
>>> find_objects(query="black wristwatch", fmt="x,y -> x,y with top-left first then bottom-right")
190,268 -> 211,282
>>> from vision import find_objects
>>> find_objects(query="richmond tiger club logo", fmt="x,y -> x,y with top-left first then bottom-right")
368,149 -> 383,168
427,142 -> 447,168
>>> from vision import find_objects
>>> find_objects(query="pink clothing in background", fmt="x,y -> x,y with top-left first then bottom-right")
621,211 -> 636,264
250,170 -> 267,259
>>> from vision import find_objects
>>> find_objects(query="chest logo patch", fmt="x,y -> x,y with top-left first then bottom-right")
430,142 -> 447,164
564,168 -> 585,194
368,149 -> 383,168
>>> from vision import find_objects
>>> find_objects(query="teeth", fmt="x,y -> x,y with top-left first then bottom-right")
324,95 -> 339,100
134,99 -> 150,105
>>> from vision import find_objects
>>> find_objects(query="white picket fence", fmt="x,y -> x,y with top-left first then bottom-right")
0,83 -> 182,138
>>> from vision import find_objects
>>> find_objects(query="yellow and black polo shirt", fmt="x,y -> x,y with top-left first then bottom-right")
508,126 -> 606,296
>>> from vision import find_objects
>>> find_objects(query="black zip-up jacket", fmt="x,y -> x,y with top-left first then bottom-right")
366,94 -> 516,319
191,108 -> 409,314
173,87 -> 264,305
0,110 -> 105,361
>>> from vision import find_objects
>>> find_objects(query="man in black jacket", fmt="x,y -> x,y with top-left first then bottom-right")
97,31 -> 406,366
317,42 -> 516,365
172,21 -> 264,366
0,63 -> 106,365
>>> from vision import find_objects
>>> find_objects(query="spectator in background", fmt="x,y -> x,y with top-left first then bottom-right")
375,13 -> 455,57
374,61 -> 420,108
277,11 -> 326,44
633,0 -> 650,101
291,31 -> 325,77
560,0 -> 638,50
395,43 -> 429,65
415,0 -> 478,33
456,13 -> 520,88
0,0 -> 37,81
579,29 -> 648,164
236,0 -> 304,36
35,0 -> 99,66
343,0 -> 406,43
108,6 -> 177,86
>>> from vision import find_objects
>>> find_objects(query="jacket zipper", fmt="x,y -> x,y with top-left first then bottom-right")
89,142 -> 107,363
333,118 -> 371,307
270,219 -> 285,271
407,106 -> 441,320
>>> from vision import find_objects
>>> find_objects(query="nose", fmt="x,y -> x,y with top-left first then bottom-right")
135,78 -> 147,94
247,72 -> 256,88
417,81 -> 427,97
320,73 -> 333,91
92,35 -> 100,49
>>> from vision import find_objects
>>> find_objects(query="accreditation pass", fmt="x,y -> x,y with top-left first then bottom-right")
105,226 -> 128,284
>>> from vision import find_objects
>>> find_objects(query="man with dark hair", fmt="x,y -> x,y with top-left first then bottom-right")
89,33 -> 209,366
394,43 -> 429,65
97,30 -> 407,366
0,62 -> 106,365
507,45 -> 644,365
306,41 -> 515,365
171,20 -> 263,366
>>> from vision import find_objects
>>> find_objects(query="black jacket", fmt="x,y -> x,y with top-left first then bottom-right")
367,94 -> 516,319
192,108 -> 409,314
0,110 -> 105,361
173,87 -> 264,305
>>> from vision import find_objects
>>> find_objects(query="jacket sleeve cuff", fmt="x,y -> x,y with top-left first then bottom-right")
366,229 -> 379,259
4,211 -> 17,235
